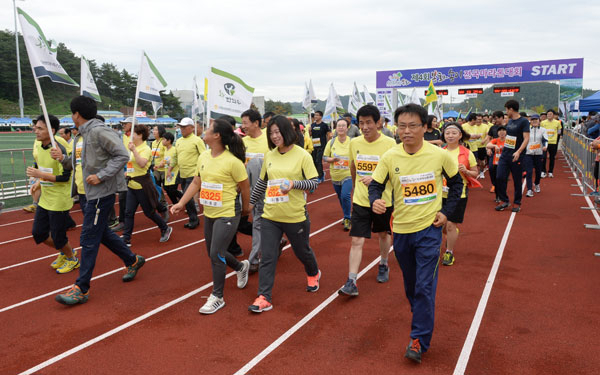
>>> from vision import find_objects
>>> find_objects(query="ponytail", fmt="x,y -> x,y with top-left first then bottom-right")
213,118 -> 247,163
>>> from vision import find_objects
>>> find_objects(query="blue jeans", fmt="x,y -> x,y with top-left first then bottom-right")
393,225 -> 442,353
75,194 -> 137,293
332,178 -> 352,219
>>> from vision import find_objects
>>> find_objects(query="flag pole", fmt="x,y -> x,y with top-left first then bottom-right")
29,64 -> 56,149
131,51 -> 143,136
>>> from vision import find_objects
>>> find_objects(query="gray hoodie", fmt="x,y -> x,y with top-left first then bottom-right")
61,118 -> 129,200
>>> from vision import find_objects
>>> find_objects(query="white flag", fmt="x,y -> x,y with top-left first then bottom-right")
434,95 -> 443,121
324,83 -> 343,118
302,82 -> 312,110
80,57 -> 101,102
308,79 -> 317,103
137,51 -> 167,104
407,88 -> 421,105
362,85 -> 376,105
17,8 -> 78,86
398,91 -> 405,106
208,67 -> 254,121
191,76 -> 202,119
348,82 -> 363,115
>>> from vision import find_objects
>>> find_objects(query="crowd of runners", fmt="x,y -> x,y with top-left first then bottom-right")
19,94 -> 577,364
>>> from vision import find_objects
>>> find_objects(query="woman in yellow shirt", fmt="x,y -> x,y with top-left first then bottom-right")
161,132 -> 183,204
171,119 -> 251,314
247,115 -> 321,313
122,125 -> 172,246
323,119 -> 352,230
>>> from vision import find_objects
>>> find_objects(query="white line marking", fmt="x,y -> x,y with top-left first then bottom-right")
17,219 -> 342,375
0,208 -> 83,228
234,248 -> 393,375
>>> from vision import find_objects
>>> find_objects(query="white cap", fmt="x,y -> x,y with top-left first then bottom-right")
178,117 -> 195,126
120,116 -> 137,124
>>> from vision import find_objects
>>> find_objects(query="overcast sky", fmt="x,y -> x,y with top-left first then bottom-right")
2,0 -> 600,103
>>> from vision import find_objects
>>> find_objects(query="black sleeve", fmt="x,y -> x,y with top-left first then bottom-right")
54,166 -> 72,182
368,174 -> 389,207
440,170 -> 462,217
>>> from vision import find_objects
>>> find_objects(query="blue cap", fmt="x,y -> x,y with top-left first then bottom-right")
530,114 -> 540,119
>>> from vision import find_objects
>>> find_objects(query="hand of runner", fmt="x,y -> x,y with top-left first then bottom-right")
170,203 -> 183,215
86,174 -> 101,185
512,150 -> 521,162
458,164 -> 467,173
242,205 -> 251,217
280,179 -> 293,194
30,181 -> 40,193
543,147 -> 547,152
372,199 -> 386,214
359,176 -> 373,186
432,212 -> 447,227
26,167 -> 41,179
50,147 -> 63,161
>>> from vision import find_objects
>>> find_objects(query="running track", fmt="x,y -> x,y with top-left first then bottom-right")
1,155 -> 598,374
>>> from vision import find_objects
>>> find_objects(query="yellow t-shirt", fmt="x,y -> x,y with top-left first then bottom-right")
36,143 -> 73,212
74,137 -> 85,194
196,150 -> 248,218
175,134 -> 206,178
151,139 -> 167,172
443,147 -> 476,199
33,136 -> 70,162
463,123 -> 488,150
122,132 -> 131,149
163,146 -> 179,186
349,134 -> 396,207
323,136 -> 351,182
541,119 -> 561,144
260,145 -> 318,223
372,142 -> 459,234
243,130 -> 270,163
127,143 -> 152,190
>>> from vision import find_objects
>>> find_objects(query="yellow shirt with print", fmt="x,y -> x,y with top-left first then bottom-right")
163,146 -> 179,186
150,139 -> 167,172
243,129 -> 270,163
36,143 -> 73,212
127,143 -> 152,190
196,150 -> 248,218
323,136 -> 351,182
349,134 -> 396,207
443,147 -> 476,199
74,137 -> 85,194
372,142 -> 458,234
541,119 -> 561,144
175,134 -> 206,178
260,145 -> 318,223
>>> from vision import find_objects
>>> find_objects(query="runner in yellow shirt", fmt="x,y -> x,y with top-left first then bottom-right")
369,104 -> 462,364
540,109 -> 561,177
175,117 -> 206,229
27,115 -> 79,274
338,105 -> 396,297
162,132 -> 183,204
121,125 -> 172,246
323,119 -> 352,230
151,125 -> 168,208
171,118 -> 251,314
247,115 -> 321,313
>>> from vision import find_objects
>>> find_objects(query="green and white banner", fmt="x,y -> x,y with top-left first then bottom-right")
348,82 -> 363,116
17,7 -> 78,86
138,51 -> 167,104
81,56 -> 101,102
208,67 -> 254,122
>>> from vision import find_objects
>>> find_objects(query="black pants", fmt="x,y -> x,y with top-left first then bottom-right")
180,177 -> 198,223
122,188 -> 168,241
312,146 -> 325,179
542,143 -> 558,174
496,155 -> 523,205
524,154 -> 543,190
164,184 -> 183,205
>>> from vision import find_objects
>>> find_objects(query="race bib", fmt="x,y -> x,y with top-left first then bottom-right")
528,142 -> 541,151
39,167 -> 54,186
332,154 -> 349,170
505,135 -> 517,149
546,130 -> 556,138
200,182 -> 223,207
75,141 -> 83,165
312,138 -> 321,147
152,148 -> 161,157
355,154 -> 379,176
266,179 -> 290,204
400,172 -> 437,205
126,161 -> 135,174
245,152 -> 264,164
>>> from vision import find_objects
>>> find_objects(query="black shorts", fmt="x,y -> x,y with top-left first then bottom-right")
477,148 -> 487,161
31,205 -> 70,249
349,203 -> 392,238
443,197 -> 468,224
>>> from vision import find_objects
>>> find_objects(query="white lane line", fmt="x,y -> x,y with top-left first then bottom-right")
453,180 -> 526,375
234,248 -> 392,375
570,171 -> 600,225
0,193 -> 336,271
17,219 -> 342,375
0,208 -> 84,227
1,193 -> 337,310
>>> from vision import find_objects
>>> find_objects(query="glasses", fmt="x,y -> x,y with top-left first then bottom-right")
397,124 -> 423,130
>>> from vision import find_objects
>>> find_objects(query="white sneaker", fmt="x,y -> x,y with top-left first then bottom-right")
199,294 -> 225,314
237,260 -> 249,289
549,173 -> 554,178
534,184 -> 541,193
478,172 -> 485,179
526,190 -> 534,197
541,172 -> 547,178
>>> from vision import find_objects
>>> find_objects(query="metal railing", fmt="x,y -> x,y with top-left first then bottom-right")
0,148 -> 34,200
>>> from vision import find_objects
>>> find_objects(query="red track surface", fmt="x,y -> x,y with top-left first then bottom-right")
1,155 -> 598,375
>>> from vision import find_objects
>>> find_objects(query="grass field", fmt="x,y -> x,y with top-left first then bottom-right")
0,132 -> 37,209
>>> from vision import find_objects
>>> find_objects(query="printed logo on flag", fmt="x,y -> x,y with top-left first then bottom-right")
224,83 -> 235,96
